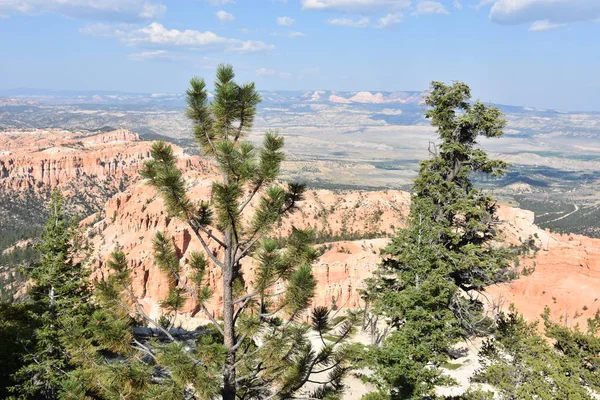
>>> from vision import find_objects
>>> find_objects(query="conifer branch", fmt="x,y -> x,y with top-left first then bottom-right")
187,222 -> 225,269
190,219 -> 227,249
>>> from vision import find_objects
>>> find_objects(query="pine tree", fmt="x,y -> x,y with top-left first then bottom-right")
364,81 -> 513,399
472,306 -> 600,399
0,302 -> 37,398
140,64 -> 353,399
10,191 -> 94,399
56,248 -> 226,400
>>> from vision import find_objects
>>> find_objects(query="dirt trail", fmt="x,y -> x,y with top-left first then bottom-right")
543,203 -> 579,224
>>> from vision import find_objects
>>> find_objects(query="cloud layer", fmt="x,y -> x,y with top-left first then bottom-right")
256,67 -> 291,78
81,22 -> 274,53
276,16 -> 295,26
302,0 -> 410,13
0,0 -> 165,21
412,1 -> 448,16
485,0 -> 600,27
216,10 -> 234,22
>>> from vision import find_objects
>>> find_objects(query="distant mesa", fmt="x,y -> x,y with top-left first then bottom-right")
0,97 -> 38,106
328,91 -> 422,105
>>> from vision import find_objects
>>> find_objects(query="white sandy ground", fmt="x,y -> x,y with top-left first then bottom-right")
301,328 -> 496,399
335,333 -> 600,400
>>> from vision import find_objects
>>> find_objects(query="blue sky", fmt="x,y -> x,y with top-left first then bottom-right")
1,0 -> 600,111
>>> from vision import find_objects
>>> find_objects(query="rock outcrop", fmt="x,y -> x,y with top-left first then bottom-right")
85,169 -> 410,324
1,129 -> 161,191
88,178 -> 600,329
4,128 -> 599,330
488,207 -> 600,327
0,128 -> 213,214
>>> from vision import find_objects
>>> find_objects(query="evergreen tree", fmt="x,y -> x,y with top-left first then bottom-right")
0,302 -> 37,398
10,191 -> 93,399
364,81 -> 513,399
472,306 -> 600,399
140,64 -> 353,399
57,248 -> 226,400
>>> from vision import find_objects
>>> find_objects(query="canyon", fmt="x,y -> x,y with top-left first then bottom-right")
2,129 -> 599,330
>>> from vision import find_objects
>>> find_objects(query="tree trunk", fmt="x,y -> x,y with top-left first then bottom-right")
49,285 -> 56,328
222,229 -> 237,400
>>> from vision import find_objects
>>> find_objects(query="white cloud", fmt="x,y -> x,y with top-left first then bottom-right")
272,30 -> 307,37
453,1 -> 463,10
483,0 -> 600,26
376,12 -> 403,27
232,40 -> 274,53
206,0 -> 235,5
256,68 -> 291,78
128,49 -> 171,60
529,19 -> 566,31
474,0 -> 495,10
302,0 -> 410,13
327,16 -> 370,27
216,10 -> 234,22
276,16 -> 295,25
256,67 -> 277,76
412,1 -> 449,16
81,22 -> 274,53
0,0 -> 165,21
328,12 -> 404,28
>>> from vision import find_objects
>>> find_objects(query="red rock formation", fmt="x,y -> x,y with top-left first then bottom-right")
4,128 -> 599,330
487,207 -> 600,328
88,178 -> 600,329
0,129 -> 165,191
86,171 -> 410,324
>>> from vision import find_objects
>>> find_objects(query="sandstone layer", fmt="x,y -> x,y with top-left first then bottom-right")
489,207 -> 600,327
85,170 -> 410,324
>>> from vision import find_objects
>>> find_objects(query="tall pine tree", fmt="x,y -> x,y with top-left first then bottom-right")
364,81 -> 513,399
10,191 -> 93,399
141,64 -> 353,399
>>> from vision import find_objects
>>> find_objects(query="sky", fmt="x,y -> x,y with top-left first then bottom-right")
1,0 -> 600,111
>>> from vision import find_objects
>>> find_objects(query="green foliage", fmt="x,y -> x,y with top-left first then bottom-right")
473,306 -> 600,399
140,64 -> 352,399
543,308 -> 600,393
10,191 -> 94,399
0,302 -> 38,398
364,81 -> 513,399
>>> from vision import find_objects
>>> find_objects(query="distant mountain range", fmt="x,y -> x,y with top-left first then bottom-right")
0,88 -> 424,106
0,88 -> 573,113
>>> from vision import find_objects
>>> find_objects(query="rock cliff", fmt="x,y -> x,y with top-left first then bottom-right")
85,171 -> 410,324
0,128 -> 212,211
3,128 -> 599,330
488,206 -> 600,327
88,176 -> 600,329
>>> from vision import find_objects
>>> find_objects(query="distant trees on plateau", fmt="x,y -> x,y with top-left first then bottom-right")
0,75 -> 599,400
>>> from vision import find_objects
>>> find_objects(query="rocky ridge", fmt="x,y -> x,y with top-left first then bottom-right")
2,128 -> 599,330
87,175 -> 600,329
84,171 -> 410,325
0,128 -> 212,212
489,206 -> 600,326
